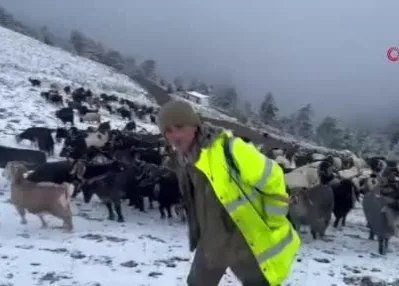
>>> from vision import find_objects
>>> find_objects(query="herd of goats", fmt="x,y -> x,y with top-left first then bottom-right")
0,78 -> 398,257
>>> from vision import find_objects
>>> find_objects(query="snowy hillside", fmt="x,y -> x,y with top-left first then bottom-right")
0,26 -> 152,104
0,25 -> 158,149
170,93 -> 239,123
0,26 -> 398,285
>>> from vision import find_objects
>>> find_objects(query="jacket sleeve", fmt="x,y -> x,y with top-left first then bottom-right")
229,137 -> 289,219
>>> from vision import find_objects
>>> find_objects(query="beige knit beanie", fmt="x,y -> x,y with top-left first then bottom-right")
157,100 -> 201,133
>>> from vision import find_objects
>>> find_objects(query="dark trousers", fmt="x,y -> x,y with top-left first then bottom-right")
187,249 -> 270,286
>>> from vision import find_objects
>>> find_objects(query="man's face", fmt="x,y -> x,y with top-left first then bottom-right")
165,125 -> 197,153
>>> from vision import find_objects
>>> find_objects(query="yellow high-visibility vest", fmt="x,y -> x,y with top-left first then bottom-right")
195,131 -> 300,286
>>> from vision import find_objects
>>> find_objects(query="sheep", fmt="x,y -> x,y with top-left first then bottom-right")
6,162 -> 73,231
80,112 -> 101,124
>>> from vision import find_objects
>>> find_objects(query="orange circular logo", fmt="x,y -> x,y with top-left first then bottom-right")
387,47 -> 399,62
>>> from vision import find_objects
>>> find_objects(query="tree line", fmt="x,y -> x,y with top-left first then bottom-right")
1,6 -> 399,158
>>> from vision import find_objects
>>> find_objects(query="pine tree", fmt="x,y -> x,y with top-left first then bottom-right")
259,92 -> 278,125
138,59 -> 157,79
296,104 -> 314,139
173,77 -> 184,91
70,30 -> 105,62
210,86 -> 238,111
316,116 -> 339,146
0,7 -> 37,39
41,26 -> 54,46
102,49 -> 125,71
123,56 -> 136,77
166,84 -> 174,93
243,101 -> 253,116
70,30 -> 86,55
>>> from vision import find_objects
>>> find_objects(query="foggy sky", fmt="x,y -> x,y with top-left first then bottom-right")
1,0 -> 398,125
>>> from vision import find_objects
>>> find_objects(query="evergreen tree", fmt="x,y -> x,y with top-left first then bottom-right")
296,104 -> 314,139
41,25 -> 55,46
0,6 -> 38,39
316,116 -> 339,146
70,30 -> 105,62
123,56 -> 136,77
138,59 -> 157,79
210,86 -> 238,111
173,77 -> 184,91
259,92 -> 278,125
243,101 -> 253,116
102,49 -> 125,71
166,84 -> 174,93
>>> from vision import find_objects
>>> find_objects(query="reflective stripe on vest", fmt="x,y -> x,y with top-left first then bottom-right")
257,227 -> 294,264
224,138 -> 289,216
223,138 -> 294,265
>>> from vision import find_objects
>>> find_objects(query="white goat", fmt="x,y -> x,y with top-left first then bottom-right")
85,131 -> 109,148
80,112 -> 101,124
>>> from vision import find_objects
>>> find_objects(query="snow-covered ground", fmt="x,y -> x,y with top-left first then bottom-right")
0,25 -> 398,285
0,25 -> 158,151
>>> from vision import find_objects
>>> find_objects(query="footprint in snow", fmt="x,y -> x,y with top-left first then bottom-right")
79,233 -> 127,243
38,272 -> 72,284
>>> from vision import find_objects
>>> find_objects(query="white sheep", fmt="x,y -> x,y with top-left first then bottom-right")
80,112 -> 101,124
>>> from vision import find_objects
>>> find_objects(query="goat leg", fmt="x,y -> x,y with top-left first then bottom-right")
128,195 -> 135,206
166,205 -> 172,219
159,205 -> 165,219
149,196 -> 154,209
38,214 -> 48,228
333,217 -> 340,228
61,207 -> 73,231
378,237 -> 387,255
16,206 -> 27,225
342,215 -> 347,227
71,188 -> 80,198
105,202 -> 115,220
114,201 -> 124,223
384,238 -> 389,252
137,196 -> 145,212
71,183 -> 81,198
311,230 -> 317,239
368,229 -> 375,240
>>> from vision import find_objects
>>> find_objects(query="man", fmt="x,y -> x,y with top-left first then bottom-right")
157,100 -> 300,286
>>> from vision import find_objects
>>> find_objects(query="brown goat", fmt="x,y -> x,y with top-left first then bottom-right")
8,163 -> 73,231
